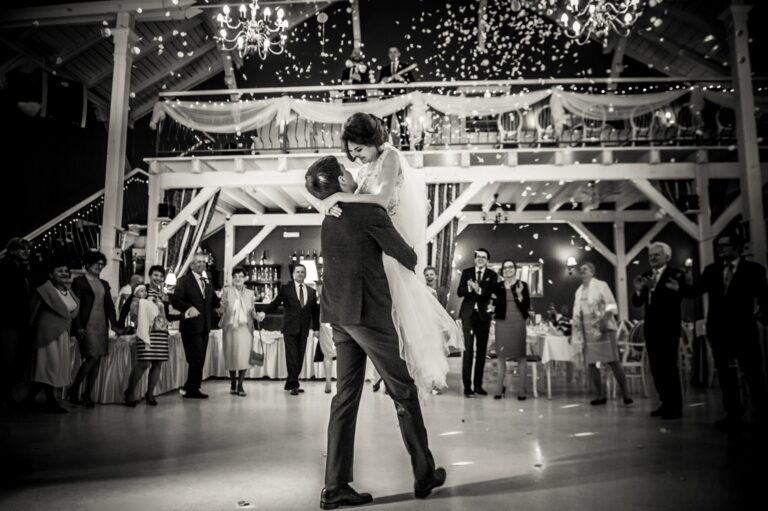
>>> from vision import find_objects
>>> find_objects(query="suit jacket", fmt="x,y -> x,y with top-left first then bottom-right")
29,280 -> 79,348
0,256 -> 31,329
692,259 -> 768,338
457,267 -> 498,321
320,203 -> 417,329
631,266 -> 691,334
378,61 -> 415,96
71,275 -> 117,333
264,282 -> 319,336
172,272 -> 215,335
492,280 -> 531,321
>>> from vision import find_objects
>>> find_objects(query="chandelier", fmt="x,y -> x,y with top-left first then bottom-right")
560,0 -> 645,45
215,1 -> 289,59
482,193 -> 508,229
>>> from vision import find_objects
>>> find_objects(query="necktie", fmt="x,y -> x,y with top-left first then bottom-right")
724,263 -> 734,293
299,284 -> 305,307
391,62 -> 395,75
476,270 -> 481,284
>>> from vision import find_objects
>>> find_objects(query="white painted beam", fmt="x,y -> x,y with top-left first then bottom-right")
157,187 -> 219,247
144,174 -> 162,275
232,225 -> 277,267
712,196 -> 742,237
132,40 -> 218,97
254,187 -> 297,214
223,220 -> 235,286
461,210 -> 659,224
614,220 -> 629,320
630,179 -> 699,240
231,214 -> 324,227
427,181 -> 487,240
626,220 -> 672,263
481,182 -> 502,213
223,189 -> 266,214
569,222 -> 618,266
548,182 -> 580,212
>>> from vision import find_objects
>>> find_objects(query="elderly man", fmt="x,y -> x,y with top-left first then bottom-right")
632,242 -> 691,420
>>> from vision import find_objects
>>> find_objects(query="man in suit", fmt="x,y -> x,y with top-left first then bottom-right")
378,46 -> 416,149
457,249 -> 497,396
306,155 -> 445,509
172,253 -> 216,399
687,232 -> 768,431
631,241 -> 691,420
424,266 -> 449,309
0,237 -> 31,411
258,264 -> 320,395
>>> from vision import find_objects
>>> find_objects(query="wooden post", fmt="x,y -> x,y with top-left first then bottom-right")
99,12 -> 135,293
614,220 -> 628,321
696,166 -> 715,268
722,3 -> 767,266
144,174 -> 161,278
223,219 -> 234,286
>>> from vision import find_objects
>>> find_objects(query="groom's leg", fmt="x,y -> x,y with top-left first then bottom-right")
461,318 -> 475,391
344,324 -> 436,483
325,325 -> 367,490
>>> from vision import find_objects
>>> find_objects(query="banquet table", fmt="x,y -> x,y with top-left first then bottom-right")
69,325 -> 375,404
526,328 -> 581,400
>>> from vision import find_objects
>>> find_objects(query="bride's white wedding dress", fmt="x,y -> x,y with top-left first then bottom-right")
355,143 -> 463,397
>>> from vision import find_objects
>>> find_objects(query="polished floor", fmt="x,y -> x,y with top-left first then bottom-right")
0,365 -> 755,511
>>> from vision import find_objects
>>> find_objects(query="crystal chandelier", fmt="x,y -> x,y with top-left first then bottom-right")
215,1 -> 289,59
560,0 -> 645,45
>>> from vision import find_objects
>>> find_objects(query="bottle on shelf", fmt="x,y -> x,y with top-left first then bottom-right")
259,250 -> 266,266
312,250 -> 318,262
291,251 -> 298,264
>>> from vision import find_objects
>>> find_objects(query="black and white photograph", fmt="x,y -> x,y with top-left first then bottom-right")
1,1 -> 767,509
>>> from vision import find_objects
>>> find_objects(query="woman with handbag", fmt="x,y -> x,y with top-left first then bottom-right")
490,260 -> 531,400
218,266 -> 257,397
123,266 -> 177,406
571,262 -> 632,406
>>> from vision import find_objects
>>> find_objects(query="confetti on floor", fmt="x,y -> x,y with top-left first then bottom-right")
560,404 -> 582,409
570,432 -> 597,438
450,461 -> 475,466
439,431 -> 464,436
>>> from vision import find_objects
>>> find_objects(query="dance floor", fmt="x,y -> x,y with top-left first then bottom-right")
0,368 -> 755,510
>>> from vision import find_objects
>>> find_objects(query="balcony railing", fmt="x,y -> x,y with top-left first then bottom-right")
153,77 -> 767,157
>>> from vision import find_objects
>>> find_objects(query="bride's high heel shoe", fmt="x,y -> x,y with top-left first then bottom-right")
494,386 -> 506,400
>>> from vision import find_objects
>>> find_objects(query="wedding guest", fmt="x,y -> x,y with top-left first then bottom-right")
257,264 -> 320,396
218,266 -> 257,397
117,274 -> 143,313
123,266 -> 177,406
340,48 -> 368,103
172,253 -> 216,399
378,46 -> 416,148
490,260 -> 530,400
69,251 -> 118,408
686,232 -> 768,431
24,262 -> 79,414
457,248 -> 497,396
424,266 -> 448,309
631,242 -> 690,420
0,237 -> 31,411
572,263 -> 632,406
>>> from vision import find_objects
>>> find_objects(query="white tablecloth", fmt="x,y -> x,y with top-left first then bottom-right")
526,333 -> 580,364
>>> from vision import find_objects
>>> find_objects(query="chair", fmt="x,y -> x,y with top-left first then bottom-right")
518,109 -> 538,147
496,110 -> 521,145
675,104 -> 704,145
535,105 -> 556,146
715,106 -> 736,144
581,109 -> 607,146
630,108 -> 656,145
610,320 -> 649,398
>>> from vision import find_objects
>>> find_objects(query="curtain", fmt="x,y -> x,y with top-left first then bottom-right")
428,183 -> 461,293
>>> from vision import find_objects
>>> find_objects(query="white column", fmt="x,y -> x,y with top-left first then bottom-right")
614,220 -> 628,321
224,220 -> 234,286
350,0 -> 362,49
144,174 -> 161,278
696,164 -> 715,268
99,12 -> 136,292
723,4 -> 767,266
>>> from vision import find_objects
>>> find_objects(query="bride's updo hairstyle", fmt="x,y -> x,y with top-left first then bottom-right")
341,113 -> 390,161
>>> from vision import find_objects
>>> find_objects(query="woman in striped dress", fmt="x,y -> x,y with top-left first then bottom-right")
124,265 -> 176,406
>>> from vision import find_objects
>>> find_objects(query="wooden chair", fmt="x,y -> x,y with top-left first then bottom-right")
610,320 -> 649,398
581,110 -> 607,146
518,109 -> 538,146
496,110 -> 521,146
675,104 -> 704,144
630,108 -> 656,145
535,105 -> 556,146
715,106 -> 736,144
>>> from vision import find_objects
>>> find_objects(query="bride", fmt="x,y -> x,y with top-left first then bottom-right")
321,112 -> 463,397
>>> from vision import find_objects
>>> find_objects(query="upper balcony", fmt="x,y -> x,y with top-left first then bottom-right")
149,77 -> 768,160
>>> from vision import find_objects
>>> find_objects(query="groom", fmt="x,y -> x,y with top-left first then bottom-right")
306,155 -> 446,509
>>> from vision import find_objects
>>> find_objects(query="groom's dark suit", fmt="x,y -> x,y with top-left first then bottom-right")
320,203 -> 436,490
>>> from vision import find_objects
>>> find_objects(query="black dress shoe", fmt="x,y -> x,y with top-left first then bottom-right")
650,407 -> 665,417
123,390 -> 137,407
714,417 -> 743,432
590,398 -> 607,406
290,388 -> 300,396
623,398 -> 634,405
145,393 -> 158,406
414,467 -> 447,499
183,390 -> 209,399
463,388 -> 474,397
474,387 -> 488,396
320,485 -> 373,510
662,410 -> 682,420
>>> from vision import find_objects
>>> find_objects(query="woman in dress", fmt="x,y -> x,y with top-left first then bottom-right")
320,113 -> 462,397
571,262 -> 633,406
490,260 -> 530,400
24,262 -> 80,413
69,251 -> 118,407
218,266 -> 256,397
123,265 -> 176,406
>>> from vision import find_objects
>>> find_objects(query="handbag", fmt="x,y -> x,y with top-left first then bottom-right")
249,320 -> 265,367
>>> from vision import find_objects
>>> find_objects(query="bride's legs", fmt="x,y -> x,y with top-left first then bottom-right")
495,357 -> 507,396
